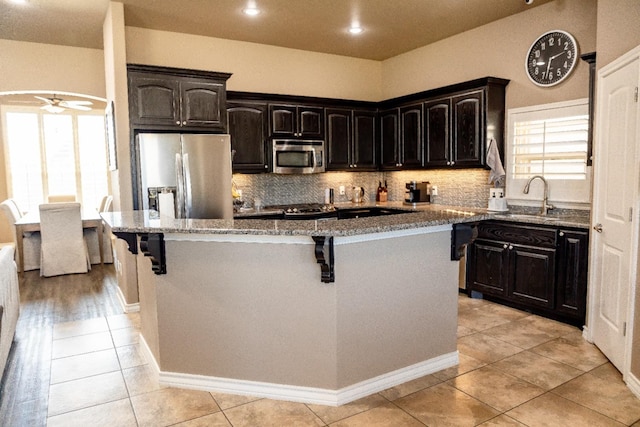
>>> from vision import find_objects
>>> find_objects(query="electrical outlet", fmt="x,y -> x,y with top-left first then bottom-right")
339,186 -> 345,195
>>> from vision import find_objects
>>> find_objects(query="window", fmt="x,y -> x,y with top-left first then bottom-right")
506,99 -> 591,205
1,106 -> 110,213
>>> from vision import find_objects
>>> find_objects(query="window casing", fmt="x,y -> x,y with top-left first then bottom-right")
1,106 -> 110,213
506,99 -> 591,205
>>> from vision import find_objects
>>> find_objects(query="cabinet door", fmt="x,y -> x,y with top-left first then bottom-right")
269,105 -> 297,136
180,80 -> 226,129
128,75 -> 180,126
400,103 -> 424,168
227,102 -> 269,173
353,110 -> 377,170
452,90 -> 483,166
380,109 -> 400,169
556,230 -> 588,320
467,239 -> 509,297
508,244 -> 556,309
424,98 -> 451,167
298,107 -> 324,138
326,108 -> 352,170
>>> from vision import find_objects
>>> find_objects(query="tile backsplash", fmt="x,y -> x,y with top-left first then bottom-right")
232,169 -> 494,208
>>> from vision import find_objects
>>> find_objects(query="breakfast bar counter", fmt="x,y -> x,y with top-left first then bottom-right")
101,205 -> 588,406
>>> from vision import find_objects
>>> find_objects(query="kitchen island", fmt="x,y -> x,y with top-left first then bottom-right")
103,205 -> 489,406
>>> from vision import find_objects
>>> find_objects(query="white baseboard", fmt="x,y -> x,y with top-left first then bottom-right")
625,371 -> 640,400
116,285 -> 140,313
144,351 -> 457,406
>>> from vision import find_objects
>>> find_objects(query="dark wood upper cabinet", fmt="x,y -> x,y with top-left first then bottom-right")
227,101 -> 270,173
270,104 -> 324,139
326,108 -> 351,169
352,110 -> 377,170
381,104 -> 423,170
399,103 -> 424,169
326,108 -> 377,171
380,109 -> 400,169
127,64 -> 231,132
424,98 -> 451,167
452,90 -> 483,166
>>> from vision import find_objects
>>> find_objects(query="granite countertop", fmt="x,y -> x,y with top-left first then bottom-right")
102,202 -> 590,237
102,203 -> 488,237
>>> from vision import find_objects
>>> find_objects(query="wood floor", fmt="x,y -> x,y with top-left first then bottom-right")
0,265 -> 122,427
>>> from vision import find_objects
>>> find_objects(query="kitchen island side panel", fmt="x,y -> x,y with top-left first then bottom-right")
335,230 -> 458,388
155,238 -> 340,389
145,228 -> 458,392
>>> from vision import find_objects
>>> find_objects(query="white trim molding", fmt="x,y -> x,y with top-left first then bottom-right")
144,349 -> 458,406
115,285 -> 140,313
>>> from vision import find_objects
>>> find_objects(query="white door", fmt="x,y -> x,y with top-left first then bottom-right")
589,51 -> 640,372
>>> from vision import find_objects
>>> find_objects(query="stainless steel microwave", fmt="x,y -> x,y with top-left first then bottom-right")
272,139 -> 325,174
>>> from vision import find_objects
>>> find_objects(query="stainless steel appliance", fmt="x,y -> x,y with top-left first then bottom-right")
404,181 -> 432,205
138,133 -> 233,219
272,139 -> 325,174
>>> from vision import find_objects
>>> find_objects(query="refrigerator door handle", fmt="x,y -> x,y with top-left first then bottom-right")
175,153 -> 185,218
183,153 -> 193,218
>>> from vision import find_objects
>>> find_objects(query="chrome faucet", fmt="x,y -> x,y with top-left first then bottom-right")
523,175 -> 554,215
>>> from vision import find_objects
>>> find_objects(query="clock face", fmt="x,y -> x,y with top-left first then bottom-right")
526,30 -> 578,87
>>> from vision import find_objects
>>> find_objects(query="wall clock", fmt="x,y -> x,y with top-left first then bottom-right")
526,30 -> 578,87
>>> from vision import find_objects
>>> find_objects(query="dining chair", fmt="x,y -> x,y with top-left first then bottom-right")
0,199 -> 41,271
47,194 -> 76,203
39,202 -> 91,277
85,195 -> 114,264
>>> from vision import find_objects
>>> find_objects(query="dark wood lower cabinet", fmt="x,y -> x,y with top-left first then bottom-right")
467,221 -> 588,326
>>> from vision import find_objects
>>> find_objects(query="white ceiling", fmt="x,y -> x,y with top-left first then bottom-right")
1,0 -> 554,61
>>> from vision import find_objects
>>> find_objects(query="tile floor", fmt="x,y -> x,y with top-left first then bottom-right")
44,296 -> 640,427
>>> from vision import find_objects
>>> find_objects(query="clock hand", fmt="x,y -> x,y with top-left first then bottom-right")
549,51 -> 567,61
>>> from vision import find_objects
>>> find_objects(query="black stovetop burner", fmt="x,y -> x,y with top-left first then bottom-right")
267,203 -> 337,219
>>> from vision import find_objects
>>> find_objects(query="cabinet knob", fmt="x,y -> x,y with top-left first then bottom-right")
176,121 -> 180,125
182,121 -> 187,125
451,161 -> 455,166
559,231 -> 565,237
264,165 -> 268,169
503,244 -> 508,249
509,245 -> 514,250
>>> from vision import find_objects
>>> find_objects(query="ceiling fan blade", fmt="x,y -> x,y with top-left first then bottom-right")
35,96 -> 53,104
63,100 -> 93,106
63,104 -> 92,111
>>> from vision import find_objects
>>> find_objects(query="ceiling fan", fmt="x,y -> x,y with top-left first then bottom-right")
35,95 -> 93,113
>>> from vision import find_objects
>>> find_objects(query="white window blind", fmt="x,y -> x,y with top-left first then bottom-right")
1,106 -> 109,213
506,99 -> 591,205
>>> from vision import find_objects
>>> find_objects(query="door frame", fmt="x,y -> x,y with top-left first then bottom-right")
586,44 -> 640,394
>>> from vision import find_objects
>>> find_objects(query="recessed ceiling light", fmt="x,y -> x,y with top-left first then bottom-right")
243,6 -> 260,16
349,26 -> 364,35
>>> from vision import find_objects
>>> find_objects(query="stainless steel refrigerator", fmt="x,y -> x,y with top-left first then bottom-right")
138,133 -> 233,220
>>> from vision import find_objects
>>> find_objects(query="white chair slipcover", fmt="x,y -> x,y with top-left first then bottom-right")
84,195 -> 114,264
0,246 -> 19,378
39,202 -> 91,277
0,199 -> 41,271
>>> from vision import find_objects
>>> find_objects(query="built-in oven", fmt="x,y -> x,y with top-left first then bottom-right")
272,139 -> 325,174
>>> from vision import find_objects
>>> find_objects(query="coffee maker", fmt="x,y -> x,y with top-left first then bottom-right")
404,181 -> 432,204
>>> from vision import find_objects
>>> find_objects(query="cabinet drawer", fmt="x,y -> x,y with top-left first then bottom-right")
477,222 -> 557,248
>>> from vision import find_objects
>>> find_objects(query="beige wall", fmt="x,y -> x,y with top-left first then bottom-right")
596,0 -> 640,70
381,0 -> 597,109
125,27 -> 382,102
